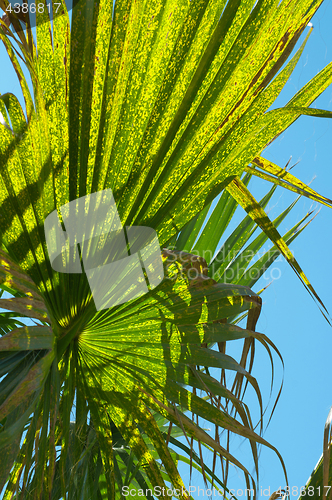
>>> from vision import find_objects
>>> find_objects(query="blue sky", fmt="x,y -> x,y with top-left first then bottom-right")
0,0 -> 332,497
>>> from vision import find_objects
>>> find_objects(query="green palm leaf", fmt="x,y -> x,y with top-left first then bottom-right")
294,407 -> 332,500
0,0 -> 332,497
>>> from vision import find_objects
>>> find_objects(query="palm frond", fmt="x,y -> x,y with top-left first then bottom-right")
0,0 -> 332,496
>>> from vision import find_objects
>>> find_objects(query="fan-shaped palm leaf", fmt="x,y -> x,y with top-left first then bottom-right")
0,0 -> 332,497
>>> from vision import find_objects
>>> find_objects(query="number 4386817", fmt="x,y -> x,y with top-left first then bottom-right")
6,3 -> 61,14
276,486 -> 331,497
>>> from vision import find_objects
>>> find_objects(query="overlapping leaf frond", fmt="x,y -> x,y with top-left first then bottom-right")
172,172 -> 316,289
0,0 -> 332,497
294,407 -> 332,500
0,0 -> 331,303
1,250 -> 283,498
169,174 -> 317,487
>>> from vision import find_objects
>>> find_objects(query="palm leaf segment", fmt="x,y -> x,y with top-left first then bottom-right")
0,0 -> 332,497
